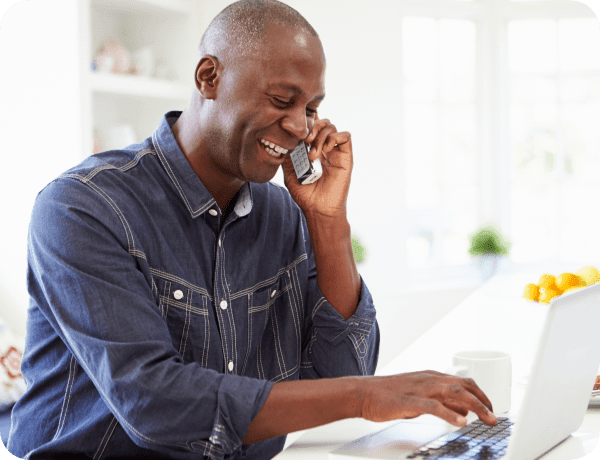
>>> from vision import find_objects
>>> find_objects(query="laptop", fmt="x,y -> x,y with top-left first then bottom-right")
330,282 -> 600,460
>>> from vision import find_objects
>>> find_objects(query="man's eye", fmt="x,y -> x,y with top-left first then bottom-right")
306,108 -> 318,115
272,97 -> 289,107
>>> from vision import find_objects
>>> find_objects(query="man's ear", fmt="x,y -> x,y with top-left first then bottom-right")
195,55 -> 220,99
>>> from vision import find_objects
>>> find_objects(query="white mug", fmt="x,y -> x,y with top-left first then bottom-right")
446,350 -> 512,414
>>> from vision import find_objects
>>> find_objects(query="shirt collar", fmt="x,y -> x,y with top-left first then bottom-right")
151,111 -> 254,219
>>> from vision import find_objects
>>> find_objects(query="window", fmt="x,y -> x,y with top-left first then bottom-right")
508,18 -> 600,264
400,0 -> 600,284
403,17 -> 478,268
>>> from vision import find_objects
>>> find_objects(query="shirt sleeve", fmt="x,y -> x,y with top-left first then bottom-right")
298,215 -> 380,380
27,177 -> 273,459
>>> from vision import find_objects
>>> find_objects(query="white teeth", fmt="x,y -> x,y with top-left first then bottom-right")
260,138 -> 288,156
265,146 -> 280,157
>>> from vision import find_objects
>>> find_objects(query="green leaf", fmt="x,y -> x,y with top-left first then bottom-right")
468,226 -> 511,256
351,237 -> 366,264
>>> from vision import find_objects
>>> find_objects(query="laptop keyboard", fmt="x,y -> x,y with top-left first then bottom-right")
406,417 -> 514,459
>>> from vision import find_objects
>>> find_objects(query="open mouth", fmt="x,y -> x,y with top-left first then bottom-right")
259,138 -> 289,158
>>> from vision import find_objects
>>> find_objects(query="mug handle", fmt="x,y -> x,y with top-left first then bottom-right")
445,365 -> 469,377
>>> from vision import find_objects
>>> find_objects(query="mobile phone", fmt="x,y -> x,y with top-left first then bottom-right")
289,142 -> 322,185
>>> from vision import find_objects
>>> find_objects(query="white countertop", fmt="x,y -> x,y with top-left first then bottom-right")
275,273 -> 600,459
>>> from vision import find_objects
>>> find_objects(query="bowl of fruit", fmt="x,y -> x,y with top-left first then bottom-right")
523,266 -> 600,304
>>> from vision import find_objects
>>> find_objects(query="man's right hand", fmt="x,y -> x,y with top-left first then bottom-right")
359,371 -> 498,427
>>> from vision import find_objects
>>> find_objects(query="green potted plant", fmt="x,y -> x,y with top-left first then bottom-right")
351,236 -> 366,264
468,226 -> 510,281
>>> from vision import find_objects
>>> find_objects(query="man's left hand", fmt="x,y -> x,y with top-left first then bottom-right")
282,117 -> 353,218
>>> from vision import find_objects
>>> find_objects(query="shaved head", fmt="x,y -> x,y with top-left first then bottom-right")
199,0 -> 319,64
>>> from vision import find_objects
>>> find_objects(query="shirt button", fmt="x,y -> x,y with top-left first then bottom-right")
220,300 -> 228,310
173,290 -> 183,300
218,239 -> 222,247
228,360 -> 234,372
208,209 -> 218,217
271,290 -> 277,298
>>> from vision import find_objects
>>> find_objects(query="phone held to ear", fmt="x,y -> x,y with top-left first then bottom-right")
290,142 -> 322,185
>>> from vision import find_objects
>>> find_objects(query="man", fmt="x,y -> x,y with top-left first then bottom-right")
8,1 -> 497,459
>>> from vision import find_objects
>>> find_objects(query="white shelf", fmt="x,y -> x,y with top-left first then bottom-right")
80,0 -> 201,156
89,72 -> 191,100
91,0 -> 192,16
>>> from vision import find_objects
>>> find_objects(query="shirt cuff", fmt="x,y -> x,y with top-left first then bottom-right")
208,374 -> 275,458
310,276 -> 376,345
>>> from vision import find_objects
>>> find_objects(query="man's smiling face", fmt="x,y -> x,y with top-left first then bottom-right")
211,23 -> 326,183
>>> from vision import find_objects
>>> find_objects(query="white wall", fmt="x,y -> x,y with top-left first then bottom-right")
0,0 -> 84,336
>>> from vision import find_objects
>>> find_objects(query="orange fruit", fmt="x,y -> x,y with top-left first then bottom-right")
523,283 -> 540,301
539,288 -> 560,304
556,273 -> 579,291
576,275 -> 587,287
575,266 -> 600,286
563,286 -> 583,294
538,274 -> 558,292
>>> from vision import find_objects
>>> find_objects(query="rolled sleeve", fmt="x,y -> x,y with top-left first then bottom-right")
209,376 -> 274,456
301,276 -> 380,379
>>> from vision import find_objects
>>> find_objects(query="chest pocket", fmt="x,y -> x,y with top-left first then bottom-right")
152,276 -> 211,367
242,272 -> 303,382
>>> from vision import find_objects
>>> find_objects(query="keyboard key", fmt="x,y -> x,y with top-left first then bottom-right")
413,418 -> 514,460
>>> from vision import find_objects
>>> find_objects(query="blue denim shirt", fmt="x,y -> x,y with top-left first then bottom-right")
8,112 -> 379,459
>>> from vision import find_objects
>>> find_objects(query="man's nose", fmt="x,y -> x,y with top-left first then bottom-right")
280,106 -> 310,140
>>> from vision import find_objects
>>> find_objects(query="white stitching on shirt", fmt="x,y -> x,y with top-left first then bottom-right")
92,416 -> 118,460
256,311 -> 268,380
98,417 -> 118,460
230,254 -> 307,299
215,245 -> 230,371
158,295 -> 208,316
164,281 -> 171,320
292,265 -> 304,310
149,268 -> 212,300
270,309 -> 287,377
285,272 -> 301,368
178,289 -> 192,359
202,295 -> 210,369
247,285 -> 290,313
241,294 -> 252,376
348,331 -> 368,376
311,297 -> 328,319
151,277 -> 158,301
269,361 -> 300,382
86,181 -> 136,254
291,267 -> 303,364
52,354 -> 76,441
59,175 -> 137,256
152,131 -> 216,218
219,234 -> 238,374
129,249 -> 147,260
84,148 -> 155,182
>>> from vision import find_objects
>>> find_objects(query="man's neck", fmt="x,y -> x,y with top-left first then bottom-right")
172,110 -> 244,215
219,188 -> 241,222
